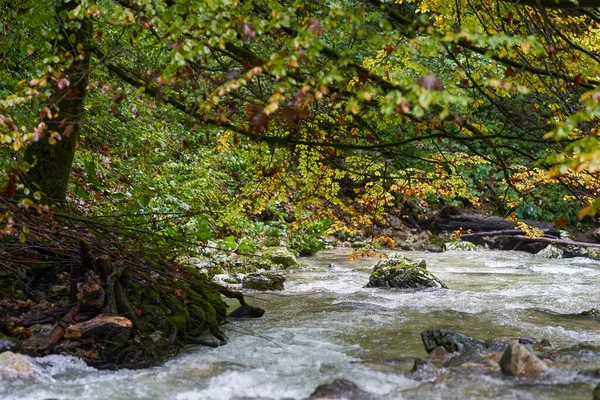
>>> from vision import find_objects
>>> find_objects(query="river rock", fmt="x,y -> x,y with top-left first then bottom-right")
581,308 -> 600,317
365,253 -> 446,289
535,244 -> 563,259
308,379 -> 375,400
421,329 -> 508,354
228,305 -> 265,318
499,342 -> 548,378
562,245 -> 591,258
0,351 -> 33,380
444,240 -> 480,251
261,247 -> 306,269
410,358 -> 438,379
211,273 -> 240,286
242,272 -> 285,291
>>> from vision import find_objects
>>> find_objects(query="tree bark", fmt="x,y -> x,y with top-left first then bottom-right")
64,315 -> 132,339
431,206 -> 560,237
24,1 -> 92,203
509,235 -> 600,248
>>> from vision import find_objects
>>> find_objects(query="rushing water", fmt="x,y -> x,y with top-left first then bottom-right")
2,248 -> 600,399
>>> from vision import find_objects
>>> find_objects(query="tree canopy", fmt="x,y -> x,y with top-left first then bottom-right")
1,0 -> 600,244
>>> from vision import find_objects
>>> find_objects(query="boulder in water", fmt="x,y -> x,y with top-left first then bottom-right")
444,350 -> 484,367
444,240 -> 480,251
535,244 -> 563,259
0,351 -> 33,380
365,253 -> 446,289
499,342 -> 548,378
261,247 -> 306,269
421,329 -> 508,354
242,272 -> 285,291
228,305 -> 265,319
581,308 -> 600,317
308,379 -> 375,400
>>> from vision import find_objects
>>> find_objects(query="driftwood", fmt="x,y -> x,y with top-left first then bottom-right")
509,235 -> 600,248
38,305 -> 81,352
462,230 -> 558,239
22,307 -> 71,327
64,315 -> 132,339
432,206 -> 560,237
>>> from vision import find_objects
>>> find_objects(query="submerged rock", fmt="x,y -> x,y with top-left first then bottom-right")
499,343 -> 548,378
444,240 -> 480,251
242,272 -> 285,291
228,305 -> 265,319
365,253 -> 446,289
581,308 -> 600,317
308,379 -> 375,400
0,351 -> 33,380
444,350 -> 483,367
261,247 -> 306,269
421,329 -> 508,355
535,244 -> 563,259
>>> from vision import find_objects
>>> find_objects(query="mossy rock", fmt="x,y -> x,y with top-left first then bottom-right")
535,244 -> 563,259
260,247 -> 306,269
243,272 -> 285,291
366,253 -> 446,289
444,240 -> 480,251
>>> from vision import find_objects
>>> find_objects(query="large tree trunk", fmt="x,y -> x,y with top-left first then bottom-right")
24,1 -> 92,203
431,206 -> 560,237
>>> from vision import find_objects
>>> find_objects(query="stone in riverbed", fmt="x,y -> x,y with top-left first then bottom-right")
535,244 -> 563,259
242,272 -> 285,291
580,308 -> 600,317
308,379 -> 375,400
444,240 -> 480,251
0,351 -> 33,380
421,329 -> 508,355
366,253 -> 446,289
261,247 -> 306,269
228,305 -> 265,319
499,342 -> 548,378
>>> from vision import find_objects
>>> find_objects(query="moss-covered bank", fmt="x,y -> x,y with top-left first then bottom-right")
0,198 -> 244,369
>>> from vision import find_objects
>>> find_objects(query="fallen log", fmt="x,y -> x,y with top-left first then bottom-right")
432,206 -> 560,236
64,315 -> 132,339
509,235 -> 600,248
462,230 -> 558,239
22,307 -> 72,327
37,305 -> 81,352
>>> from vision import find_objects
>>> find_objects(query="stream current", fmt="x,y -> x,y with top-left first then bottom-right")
2,248 -> 599,399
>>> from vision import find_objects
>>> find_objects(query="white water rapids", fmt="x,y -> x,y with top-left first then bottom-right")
1,248 -> 599,399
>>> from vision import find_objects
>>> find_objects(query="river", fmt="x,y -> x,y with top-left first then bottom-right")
1,248 -> 599,399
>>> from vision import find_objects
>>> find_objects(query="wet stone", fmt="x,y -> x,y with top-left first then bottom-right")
499,343 -> 548,378
366,253 -> 446,289
0,351 -> 33,380
308,379 -> 375,400
242,272 -> 285,291
444,350 -> 483,367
